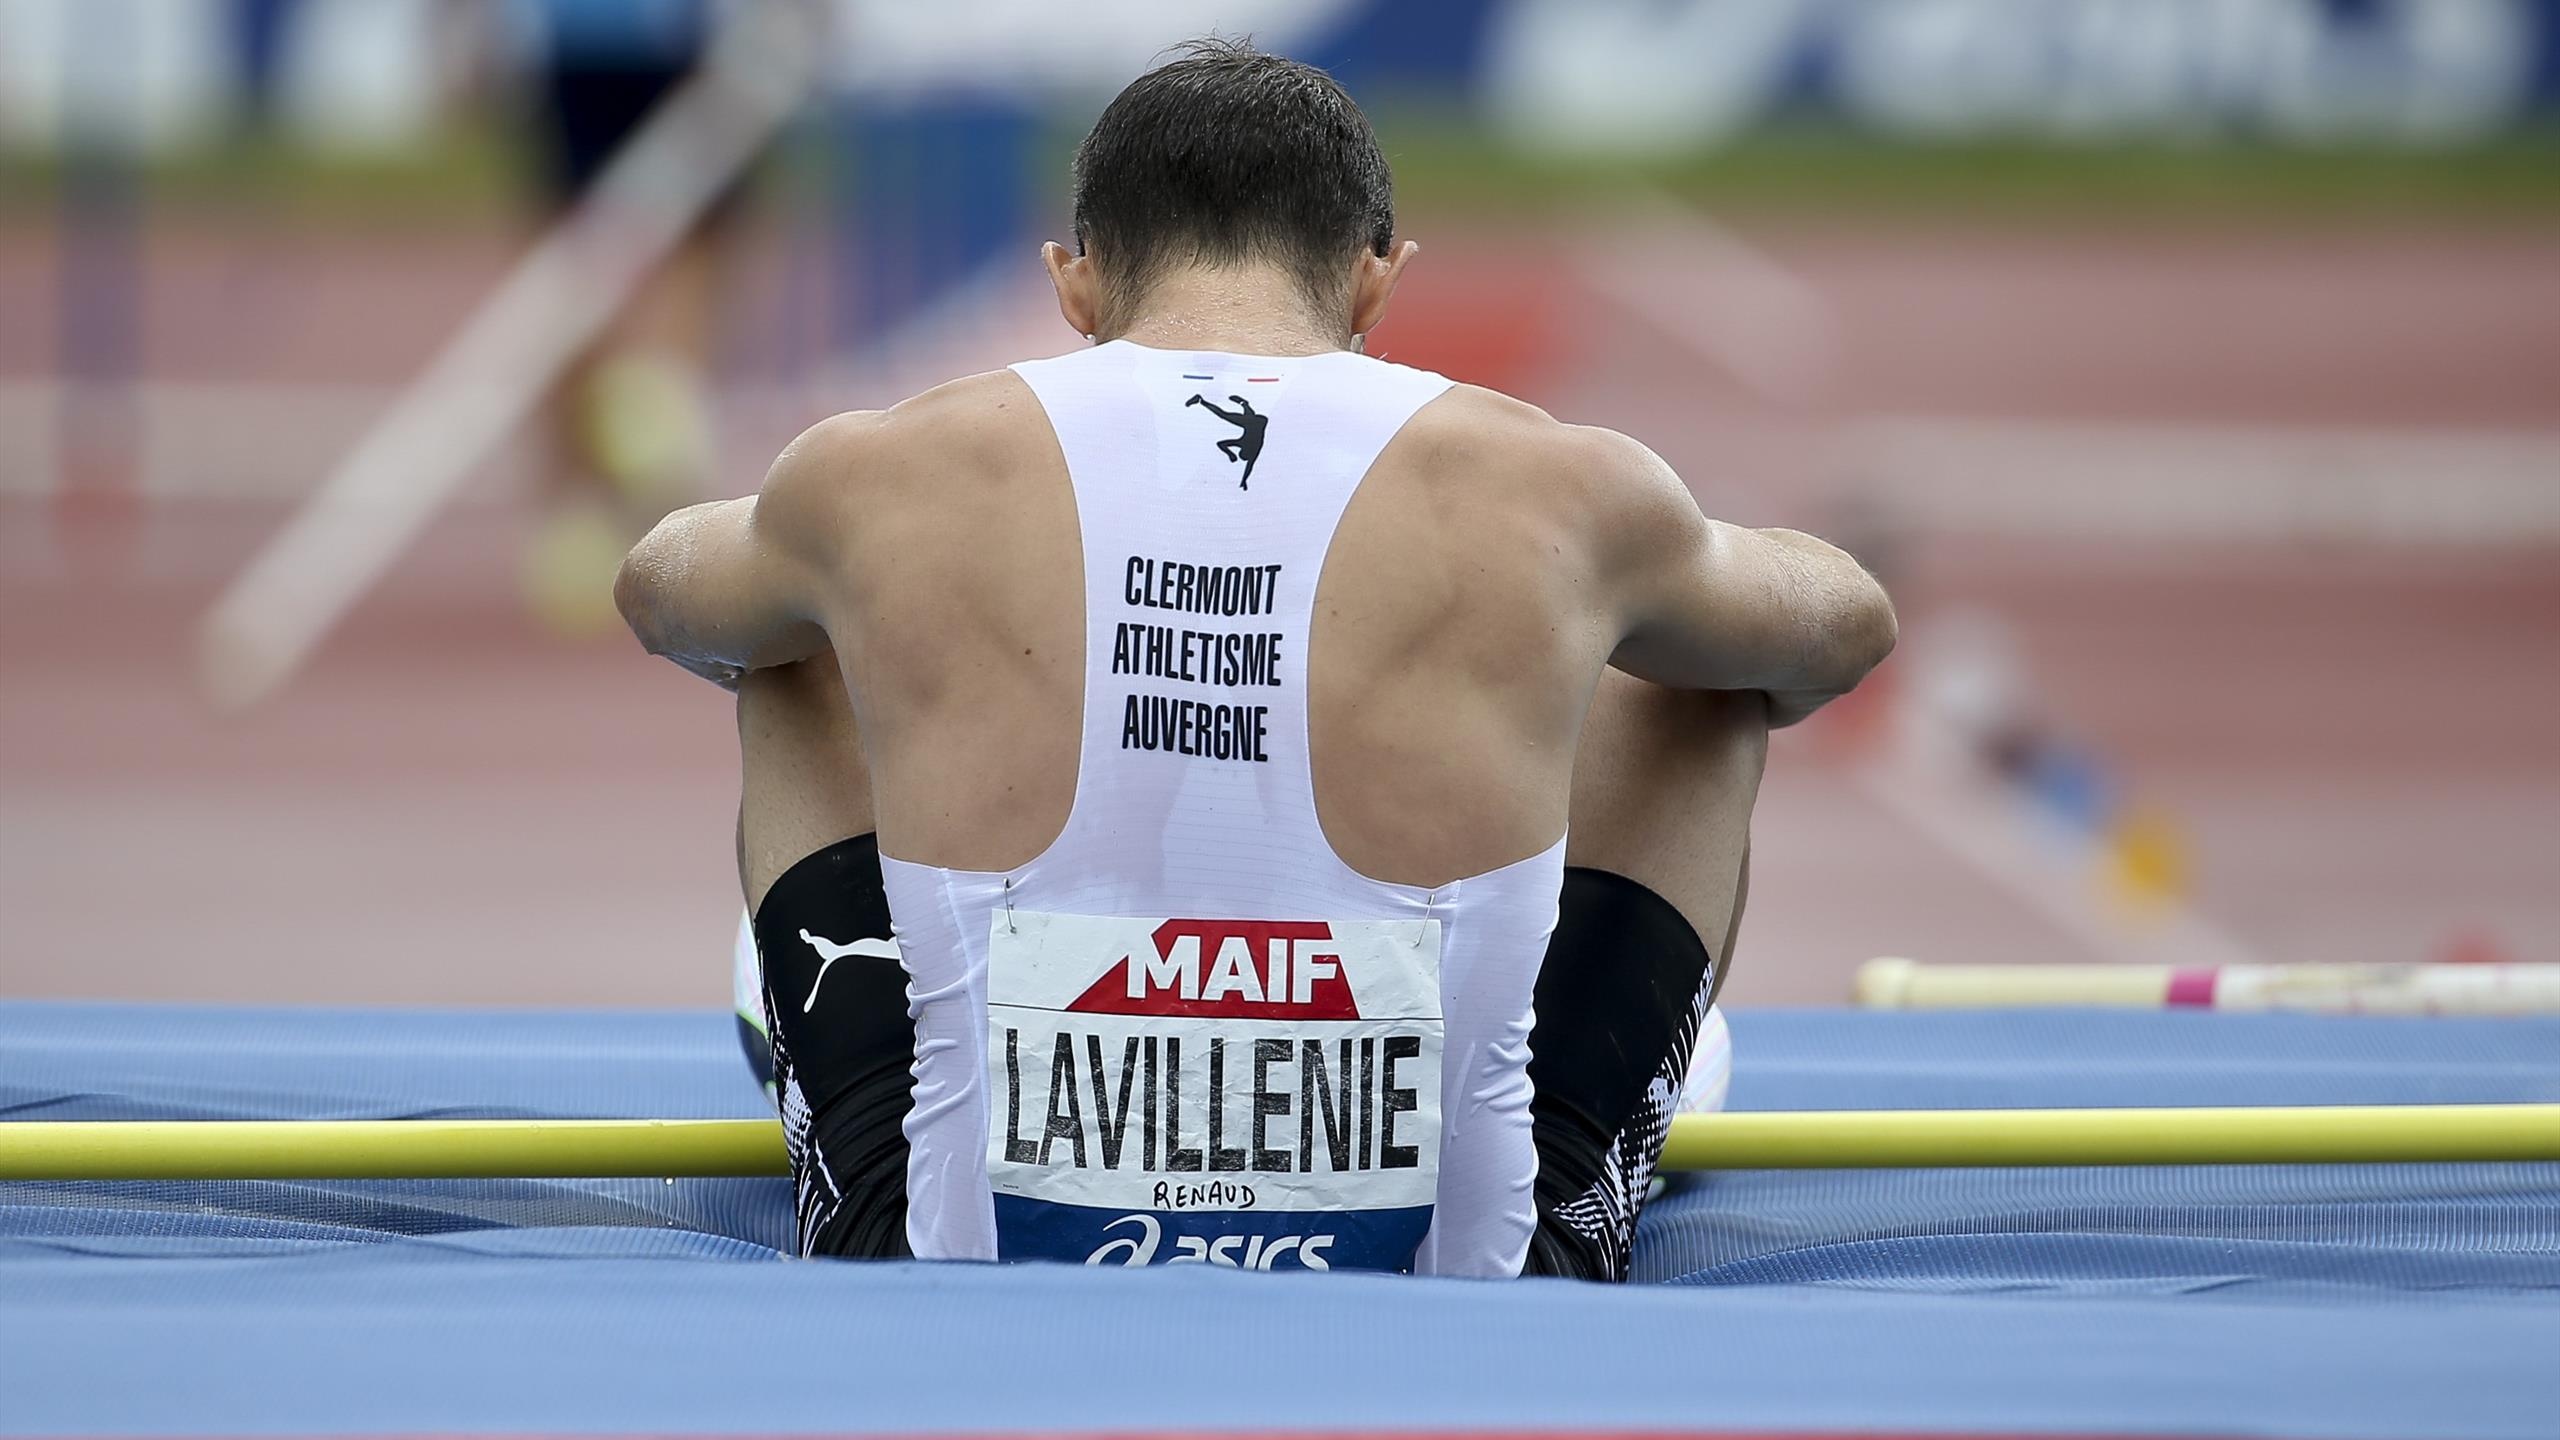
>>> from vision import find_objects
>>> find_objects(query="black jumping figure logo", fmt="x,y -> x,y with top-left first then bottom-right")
1186,394 -> 1268,489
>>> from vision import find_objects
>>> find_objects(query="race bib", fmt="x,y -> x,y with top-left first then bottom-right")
984,913 -> 1443,1272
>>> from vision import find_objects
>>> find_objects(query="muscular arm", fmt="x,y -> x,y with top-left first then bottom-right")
1592,429 -> 1897,727
614,414 -> 865,688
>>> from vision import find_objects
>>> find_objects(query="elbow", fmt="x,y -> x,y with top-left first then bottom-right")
1838,574 -> 1898,686
1811,572 -> 1897,699
1854,576 -> 1899,677
613,532 -> 672,656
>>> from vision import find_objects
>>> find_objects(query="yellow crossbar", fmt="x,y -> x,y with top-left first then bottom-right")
0,1119 -> 788,1181
1651,1104 -> 2560,1170
2,1105 -> 2557,1181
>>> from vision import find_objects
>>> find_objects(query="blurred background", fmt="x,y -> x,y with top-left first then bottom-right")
1,0 -> 2552,1010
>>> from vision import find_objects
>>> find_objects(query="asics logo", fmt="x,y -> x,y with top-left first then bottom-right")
1082,1213 -> 1334,1270
797,928 -> 900,1013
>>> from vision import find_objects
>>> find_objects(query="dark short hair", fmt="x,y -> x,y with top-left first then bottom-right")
1072,39 -> 1394,324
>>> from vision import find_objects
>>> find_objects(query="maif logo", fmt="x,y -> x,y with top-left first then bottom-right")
1065,919 -> 1358,1020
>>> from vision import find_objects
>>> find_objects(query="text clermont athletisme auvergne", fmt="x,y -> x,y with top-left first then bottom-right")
1115,556 -> 1284,762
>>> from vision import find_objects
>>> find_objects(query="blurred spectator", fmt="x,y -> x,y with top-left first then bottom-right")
231,0 -> 295,129
517,0 -> 737,633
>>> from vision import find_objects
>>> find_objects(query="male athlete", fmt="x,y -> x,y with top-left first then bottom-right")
617,41 -> 1894,1279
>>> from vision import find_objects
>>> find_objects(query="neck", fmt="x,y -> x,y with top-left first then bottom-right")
1103,266 -> 1351,356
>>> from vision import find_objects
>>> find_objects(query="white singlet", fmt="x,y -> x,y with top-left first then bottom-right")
877,340 -> 1567,1276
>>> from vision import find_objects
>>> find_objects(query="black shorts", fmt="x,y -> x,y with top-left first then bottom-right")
535,63 -> 690,203
745,838 -> 1716,1279
530,58 -> 750,224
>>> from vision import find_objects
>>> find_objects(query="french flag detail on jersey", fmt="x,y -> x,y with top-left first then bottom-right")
982,912 -> 1443,1271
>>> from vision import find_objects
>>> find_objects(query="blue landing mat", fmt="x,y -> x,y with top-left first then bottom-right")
2,1003 -> 2556,1436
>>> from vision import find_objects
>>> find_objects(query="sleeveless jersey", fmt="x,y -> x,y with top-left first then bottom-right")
879,340 -> 1566,1277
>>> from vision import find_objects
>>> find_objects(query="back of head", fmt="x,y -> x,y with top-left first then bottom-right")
1072,38 -> 1394,333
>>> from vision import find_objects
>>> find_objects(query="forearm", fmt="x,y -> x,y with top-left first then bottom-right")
1592,426 -> 1894,721
617,502 -> 727,671
1751,528 -> 1897,725
1613,522 -> 1897,725
616,501 -> 828,688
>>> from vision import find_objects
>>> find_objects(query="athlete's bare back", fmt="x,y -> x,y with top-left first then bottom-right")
619,363 -> 1892,889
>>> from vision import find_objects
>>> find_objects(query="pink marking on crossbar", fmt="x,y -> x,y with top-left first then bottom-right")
2165,967 -> 2220,1007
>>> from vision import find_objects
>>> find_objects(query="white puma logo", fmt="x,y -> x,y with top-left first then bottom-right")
798,928 -> 900,1013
